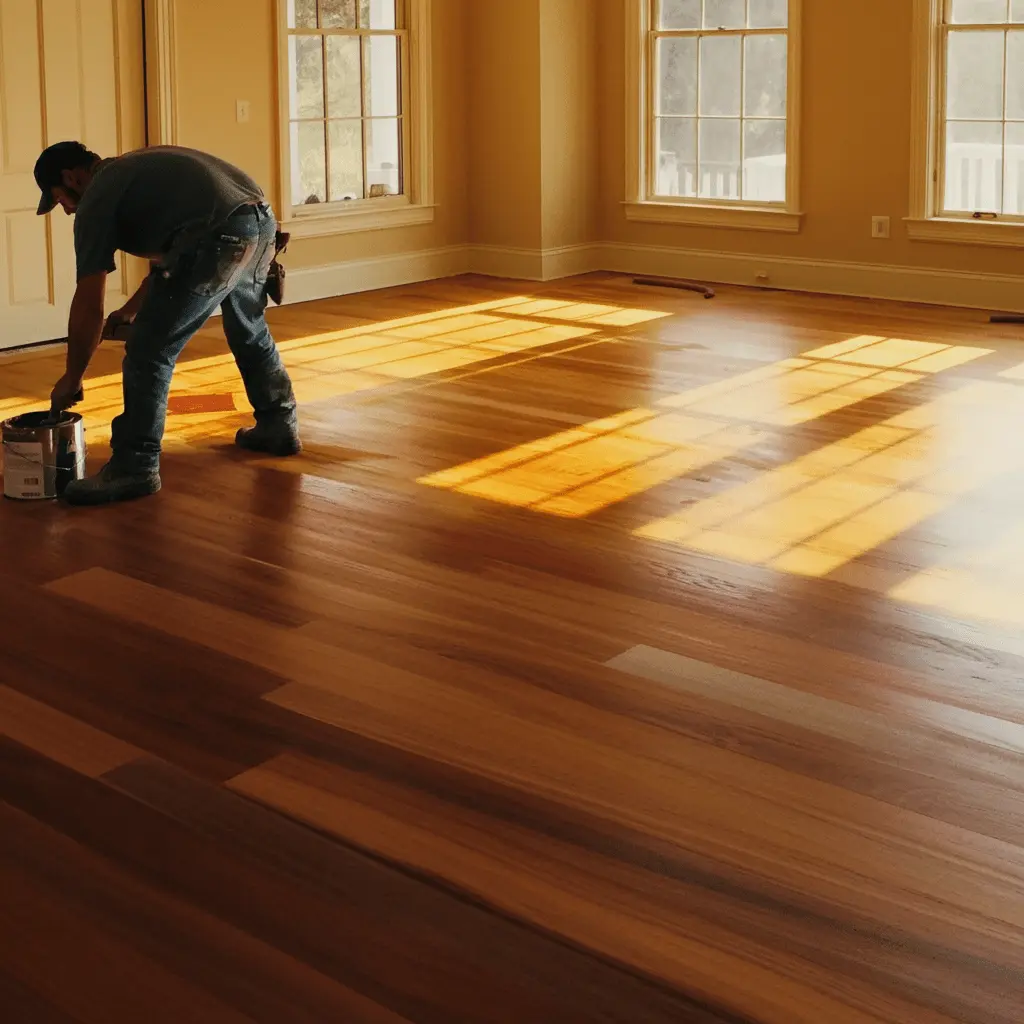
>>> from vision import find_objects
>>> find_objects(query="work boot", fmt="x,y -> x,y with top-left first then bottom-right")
235,419 -> 302,457
62,461 -> 162,506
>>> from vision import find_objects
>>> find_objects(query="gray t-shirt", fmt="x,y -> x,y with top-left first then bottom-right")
73,146 -> 265,280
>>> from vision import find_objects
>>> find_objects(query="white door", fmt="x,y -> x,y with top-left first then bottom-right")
0,0 -> 144,351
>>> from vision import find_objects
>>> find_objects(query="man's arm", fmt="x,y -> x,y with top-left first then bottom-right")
65,272 -> 108,380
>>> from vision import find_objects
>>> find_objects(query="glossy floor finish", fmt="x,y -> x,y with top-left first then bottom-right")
2,273 -> 1024,1023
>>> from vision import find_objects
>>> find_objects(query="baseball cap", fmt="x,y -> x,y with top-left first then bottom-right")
33,141 -> 95,215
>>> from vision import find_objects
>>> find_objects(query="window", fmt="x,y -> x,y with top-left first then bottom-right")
909,0 -> 1024,243
625,0 -> 802,230
277,0 -> 434,236
940,1 -> 1024,216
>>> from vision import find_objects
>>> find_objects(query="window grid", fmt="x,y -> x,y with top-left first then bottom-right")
938,1 -> 1024,218
286,1 -> 408,208
647,1 -> 789,206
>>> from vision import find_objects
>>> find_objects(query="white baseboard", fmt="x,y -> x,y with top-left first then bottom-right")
433,243 -> 601,283
467,245 -> 544,282
539,244 -> 605,281
284,244 -> 472,305
281,240 -> 1024,315
597,242 -> 1024,315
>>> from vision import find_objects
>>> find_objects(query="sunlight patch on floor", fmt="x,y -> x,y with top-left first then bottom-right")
637,379 -> 1024,579
0,297 -> 669,445
419,335 -> 993,520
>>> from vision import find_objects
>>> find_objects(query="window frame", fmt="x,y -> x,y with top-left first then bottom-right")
908,0 -> 1024,246
625,0 -> 803,232
275,0 -> 434,238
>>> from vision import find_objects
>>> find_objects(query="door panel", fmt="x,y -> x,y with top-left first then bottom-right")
0,0 -> 144,351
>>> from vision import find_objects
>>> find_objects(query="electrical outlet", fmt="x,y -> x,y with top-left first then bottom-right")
871,215 -> 890,239
236,100 -> 251,124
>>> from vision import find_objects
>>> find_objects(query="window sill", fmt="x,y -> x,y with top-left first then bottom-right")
283,203 -> 436,239
624,201 -> 802,233
905,217 -> 1024,248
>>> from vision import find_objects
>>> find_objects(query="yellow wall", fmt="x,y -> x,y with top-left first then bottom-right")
467,0 -> 542,249
168,0 -> 1024,284
598,0 -> 1024,278
172,0 -> 469,270
540,0 -> 599,252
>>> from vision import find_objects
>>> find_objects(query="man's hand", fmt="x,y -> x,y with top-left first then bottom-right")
50,372 -> 84,412
102,306 -> 135,339
102,272 -> 152,339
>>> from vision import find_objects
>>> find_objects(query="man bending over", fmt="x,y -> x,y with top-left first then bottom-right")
34,141 -> 301,506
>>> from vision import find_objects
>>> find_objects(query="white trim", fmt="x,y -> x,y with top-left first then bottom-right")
596,241 -> 1024,314
625,0 -> 802,230
275,0 -> 435,236
905,216 -> 1024,247
469,245 -> 603,282
470,246 -> 546,281
437,242 -> 1024,313
624,201 -> 801,232
286,202 -> 436,238
143,0 -> 178,146
283,245 -> 471,305
909,0 -> 941,225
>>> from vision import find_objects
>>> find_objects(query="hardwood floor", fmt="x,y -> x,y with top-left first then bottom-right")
2,272 -> 1024,1022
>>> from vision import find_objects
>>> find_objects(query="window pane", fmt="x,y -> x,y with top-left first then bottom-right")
655,117 -> 697,196
699,35 -> 741,116
949,0 -> 1008,21
366,118 -> 402,196
656,37 -> 697,116
747,0 -> 788,28
744,34 -> 787,117
944,120 -> 1003,211
704,0 -> 744,29
291,121 -> 327,205
361,0 -> 397,29
946,30 -> 1005,120
328,120 -> 364,200
289,36 -> 325,119
364,36 -> 401,117
1005,122 -> 1024,212
743,119 -> 786,201
326,36 -> 361,117
320,0 -> 356,29
658,0 -> 699,29
288,0 -> 317,29
699,118 -> 740,198
1007,30 -> 1024,118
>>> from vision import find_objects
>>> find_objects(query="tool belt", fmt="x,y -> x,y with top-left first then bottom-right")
265,230 -> 290,305
154,210 -> 289,303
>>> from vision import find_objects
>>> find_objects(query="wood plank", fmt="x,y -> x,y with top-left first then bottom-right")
0,684 -> 141,777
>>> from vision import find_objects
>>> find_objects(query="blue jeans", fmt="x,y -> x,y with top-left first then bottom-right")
110,203 -> 297,472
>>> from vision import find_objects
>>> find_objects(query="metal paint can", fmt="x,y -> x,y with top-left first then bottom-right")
1,411 -> 87,500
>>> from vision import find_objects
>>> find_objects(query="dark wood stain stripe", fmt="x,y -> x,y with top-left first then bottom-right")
0,797 -> 409,1024
0,741 -> 734,1024
229,751 -> 1010,1024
